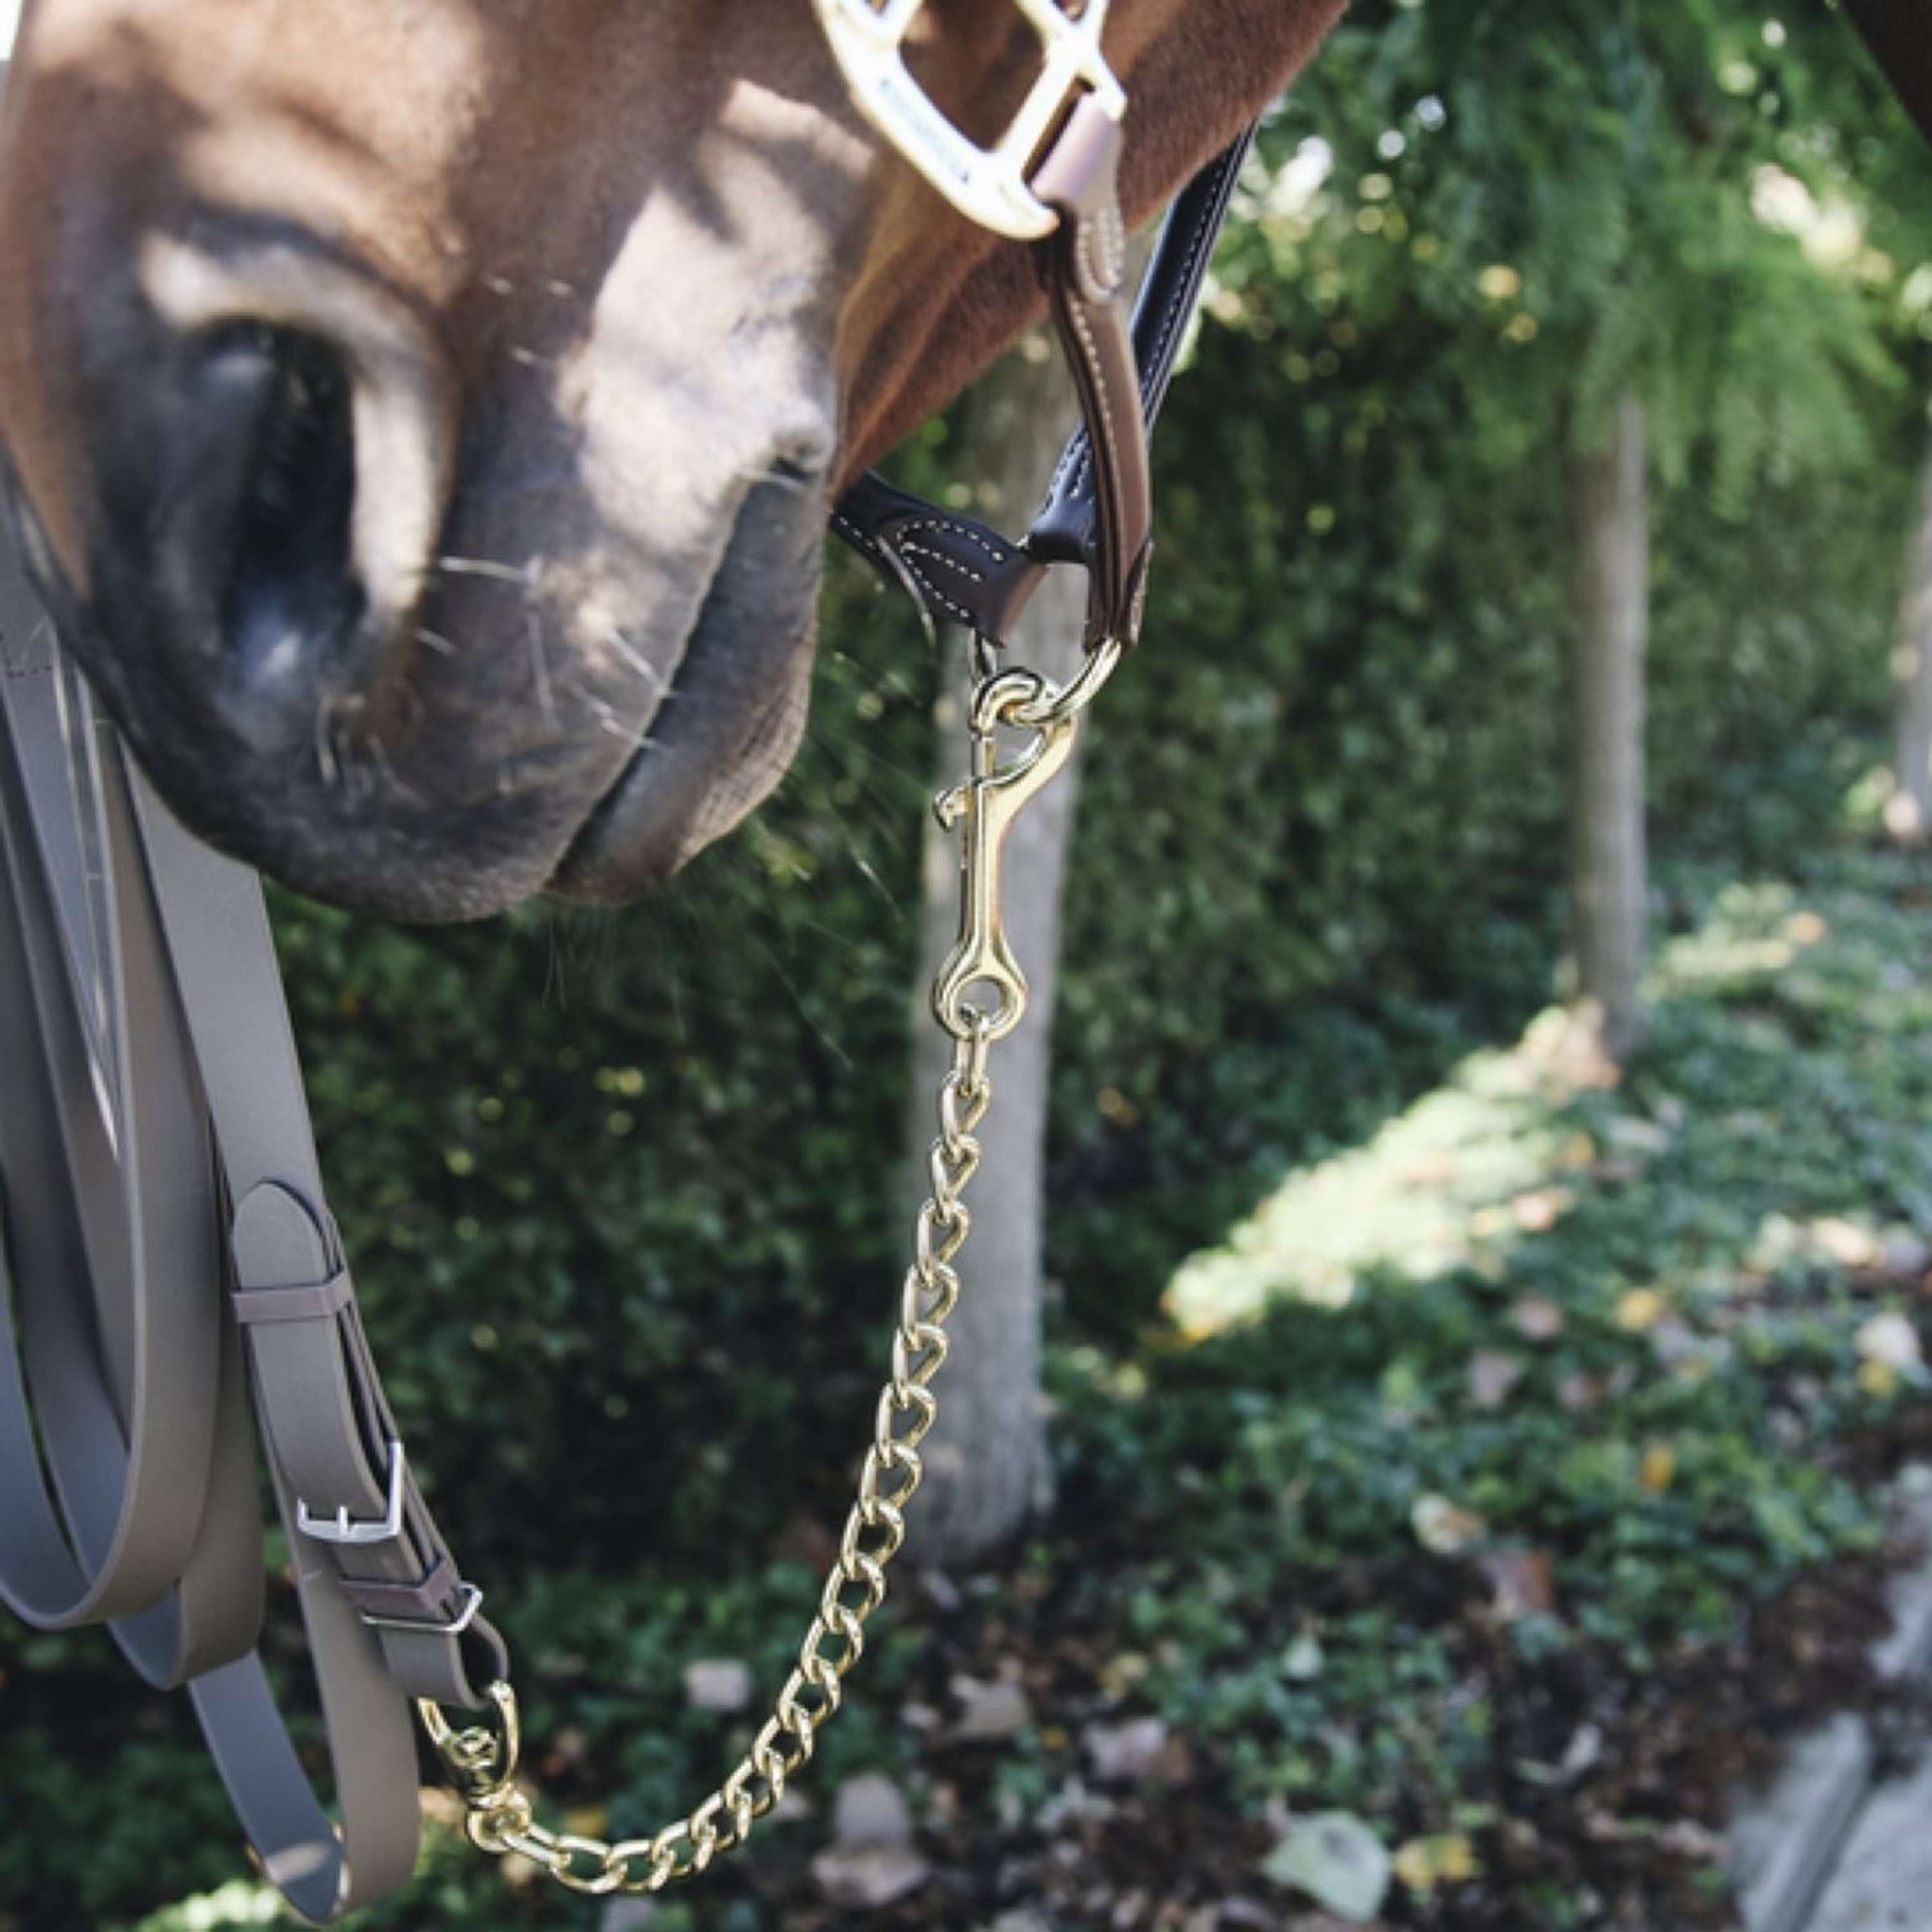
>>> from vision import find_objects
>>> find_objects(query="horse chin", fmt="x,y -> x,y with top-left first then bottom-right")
545,473 -> 823,906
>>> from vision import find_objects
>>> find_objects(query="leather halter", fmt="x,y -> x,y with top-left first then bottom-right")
0,18 -> 1251,1921
834,121 -> 1251,648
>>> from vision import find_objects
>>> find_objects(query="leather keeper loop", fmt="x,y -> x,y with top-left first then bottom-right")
335,1555 -> 462,1624
231,1270 -> 353,1327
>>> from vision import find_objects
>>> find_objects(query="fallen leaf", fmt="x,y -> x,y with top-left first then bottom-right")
831,1772 -> 913,1849
1478,1547 -> 1555,1621
1857,1310 -> 1923,1372
1262,1811 -> 1393,1922
1098,1651 -> 1151,1701
601,1899 -> 660,1932
1649,1318 -> 1701,1368
951,1672 -> 1033,1742
1511,1186 -> 1573,1232
1558,1370 -> 1603,1413
682,1658 -> 752,1713
1283,1632 -> 1326,1681
1412,1493 -> 1487,1557
1560,1723 -> 1604,1778
1393,1832 -> 1480,1893
1617,1287 -> 1666,1332
1468,1349 -> 1525,1411
1511,1295 -> 1566,1342
811,1843 -> 929,1910
1860,1359 -> 1900,1399
1082,1715 -> 1172,1786
1606,1115 -> 1671,1156
1813,1218 -> 1880,1268
1879,1237 -> 1931,1282
812,1775 -> 929,1909
1656,1819 -> 1728,1859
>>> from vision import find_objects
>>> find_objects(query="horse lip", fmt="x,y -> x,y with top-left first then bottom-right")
544,472 -> 825,905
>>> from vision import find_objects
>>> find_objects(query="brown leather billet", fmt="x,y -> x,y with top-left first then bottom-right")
1027,125 -> 1252,566
1030,94 -> 1150,645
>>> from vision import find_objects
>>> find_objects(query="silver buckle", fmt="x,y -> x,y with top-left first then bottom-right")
814,0 -> 1126,239
296,1439 -> 408,1546
362,1581 -> 485,1639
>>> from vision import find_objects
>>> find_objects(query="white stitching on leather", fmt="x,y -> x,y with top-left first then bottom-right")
897,516 -> 1009,562
901,541 -> 986,585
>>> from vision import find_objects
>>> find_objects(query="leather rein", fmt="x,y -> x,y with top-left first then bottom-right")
0,3 -> 1250,1916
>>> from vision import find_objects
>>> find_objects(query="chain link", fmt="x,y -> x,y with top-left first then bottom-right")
420,648 -> 1115,1895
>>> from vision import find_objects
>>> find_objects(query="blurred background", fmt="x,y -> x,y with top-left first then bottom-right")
7,2 -> 1932,1928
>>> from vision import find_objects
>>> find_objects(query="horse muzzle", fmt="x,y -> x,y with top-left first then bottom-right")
3,216 -> 833,922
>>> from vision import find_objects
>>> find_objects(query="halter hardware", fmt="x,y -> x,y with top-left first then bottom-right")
930,642 -> 1118,1041
363,1581 -> 486,1639
812,0 -> 1124,239
295,1439 -> 408,1547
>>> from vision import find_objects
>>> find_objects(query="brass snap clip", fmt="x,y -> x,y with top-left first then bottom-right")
931,667 -> 1081,1044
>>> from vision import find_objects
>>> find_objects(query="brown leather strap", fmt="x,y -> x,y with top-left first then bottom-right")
1030,94 -> 1149,645
831,123 -> 1252,648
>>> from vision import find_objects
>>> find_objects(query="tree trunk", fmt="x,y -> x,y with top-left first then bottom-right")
1567,391 -> 1650,1066
1884,434 -> 1932,844
904,334 -> 1085,1568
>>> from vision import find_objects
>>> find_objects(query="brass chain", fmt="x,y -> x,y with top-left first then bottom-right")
419,644 -> 1118,1896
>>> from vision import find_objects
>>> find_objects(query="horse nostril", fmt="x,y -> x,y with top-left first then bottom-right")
195,322 -> 362,692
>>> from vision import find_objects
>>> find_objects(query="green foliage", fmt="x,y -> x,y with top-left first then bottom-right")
1257,0 -> 1908,491
1052,853 -> 1928,1846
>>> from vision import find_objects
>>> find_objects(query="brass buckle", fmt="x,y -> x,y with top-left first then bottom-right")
813,0 -> 1126,239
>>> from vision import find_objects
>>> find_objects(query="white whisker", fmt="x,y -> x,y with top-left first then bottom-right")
604,626 -> 673,695
314,701 -> 340,788
435,555 -> 531,585
527,609 -> 556,726
363,730 -> 422,806
742,463 -> 817,496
